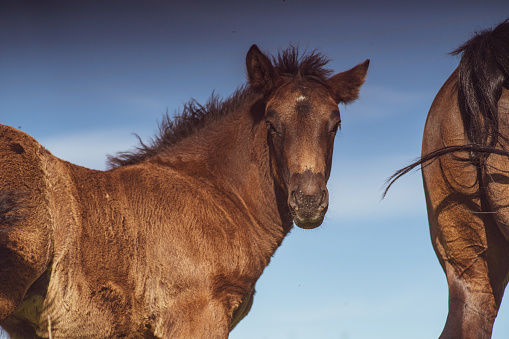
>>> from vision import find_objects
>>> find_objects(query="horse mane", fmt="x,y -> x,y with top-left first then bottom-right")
107,46 -> 332,168
383,19 -> 509,197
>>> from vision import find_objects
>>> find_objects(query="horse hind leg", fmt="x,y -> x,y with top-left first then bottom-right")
440,226 -> 509,339
426,188 -> 509,339
0,189 -> 51,325
0,190 -> 30,318
0,127 -> 55,333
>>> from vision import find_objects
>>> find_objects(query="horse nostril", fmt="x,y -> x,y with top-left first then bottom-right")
289,190 -> 299,211
319,190 -> 329,209
290,188 -> 328,210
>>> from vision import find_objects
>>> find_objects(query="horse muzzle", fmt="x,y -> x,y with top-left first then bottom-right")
288,172 -> 329,229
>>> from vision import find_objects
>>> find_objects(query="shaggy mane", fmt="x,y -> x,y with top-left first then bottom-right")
107,46 -> 332,168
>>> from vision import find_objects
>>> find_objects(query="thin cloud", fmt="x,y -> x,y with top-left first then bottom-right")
39,129 -> 146,170
327,154 -> 426,222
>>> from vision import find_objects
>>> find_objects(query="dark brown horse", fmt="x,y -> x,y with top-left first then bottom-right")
0,45 -> 369,338
386,20 -> 509,338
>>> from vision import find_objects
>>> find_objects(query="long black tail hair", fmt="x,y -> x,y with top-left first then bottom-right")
383,19 -> 509,198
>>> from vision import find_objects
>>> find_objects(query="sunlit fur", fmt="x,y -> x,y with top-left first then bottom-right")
386,20 -> 509,339
0,45 -> 368,338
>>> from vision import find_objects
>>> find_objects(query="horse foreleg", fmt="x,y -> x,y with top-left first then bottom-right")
155,297 -> 231,339
229,287 -> 254,331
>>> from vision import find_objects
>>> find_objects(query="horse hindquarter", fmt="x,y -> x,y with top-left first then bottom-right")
480,88 -> 509,305
0,125 -> 54,337
422,76 -> 509,339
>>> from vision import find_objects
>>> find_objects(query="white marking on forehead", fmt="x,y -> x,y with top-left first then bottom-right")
296,95 -> 307,102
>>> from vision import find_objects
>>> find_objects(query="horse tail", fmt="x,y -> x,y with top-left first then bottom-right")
383,20 -> 509,198
382,144 -> 509,198
452,19 -> 509,148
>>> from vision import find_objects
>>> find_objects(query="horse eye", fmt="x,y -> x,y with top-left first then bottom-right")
330,110 -> 341,135
266,121 -> 281,136
330,121 -> 341,135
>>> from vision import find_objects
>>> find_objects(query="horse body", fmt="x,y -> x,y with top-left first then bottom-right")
422,71 -> 509,338
0,45 -> 368,338
403,20 -> 509,338
0,95 -> 290,338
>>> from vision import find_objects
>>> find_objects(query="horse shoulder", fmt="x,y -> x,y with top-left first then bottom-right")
113,163 -> 263,334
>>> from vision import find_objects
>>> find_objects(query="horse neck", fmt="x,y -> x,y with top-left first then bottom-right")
159,95 -> 293,242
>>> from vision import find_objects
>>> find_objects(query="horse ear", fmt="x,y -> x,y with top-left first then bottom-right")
246,45 -> 281,95
327,59 -> 370,104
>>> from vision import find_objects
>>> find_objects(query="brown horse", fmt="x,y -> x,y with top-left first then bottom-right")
0,45 -> 369,338
386,20 -> 509,338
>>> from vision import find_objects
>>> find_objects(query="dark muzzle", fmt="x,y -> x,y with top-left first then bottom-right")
288,171 -> 329,229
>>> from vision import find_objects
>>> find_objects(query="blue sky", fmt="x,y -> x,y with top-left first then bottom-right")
1,1 -> 509,338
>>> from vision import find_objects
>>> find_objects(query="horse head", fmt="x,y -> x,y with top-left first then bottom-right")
246,45 -> 369,229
